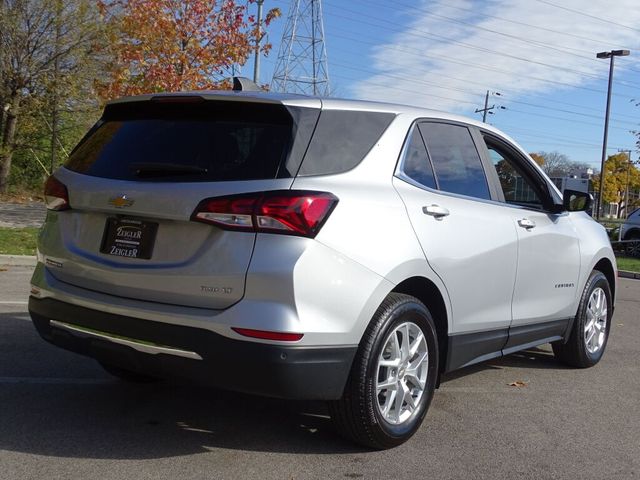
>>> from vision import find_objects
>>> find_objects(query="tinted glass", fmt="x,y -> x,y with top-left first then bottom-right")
298,110 -> 396,176
487,145 -> 542,207
65,101 -> 296,182
401,128 -> 436,189
418,123 -> 490,200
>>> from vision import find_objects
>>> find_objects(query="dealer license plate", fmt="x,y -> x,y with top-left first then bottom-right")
100,218 -> 158,260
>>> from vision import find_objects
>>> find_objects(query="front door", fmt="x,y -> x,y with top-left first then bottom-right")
479,135 -> 581,352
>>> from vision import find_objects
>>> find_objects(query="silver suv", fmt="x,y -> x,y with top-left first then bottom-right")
29,85 -> 616,449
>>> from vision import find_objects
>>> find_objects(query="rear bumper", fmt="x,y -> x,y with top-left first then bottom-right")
29,297 -> 356,400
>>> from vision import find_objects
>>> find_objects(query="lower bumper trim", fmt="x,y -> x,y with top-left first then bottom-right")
49,320 -> 203,360
29,297 -> 357,400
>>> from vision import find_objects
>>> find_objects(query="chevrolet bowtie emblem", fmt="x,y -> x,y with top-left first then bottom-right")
108,195 -> 135,208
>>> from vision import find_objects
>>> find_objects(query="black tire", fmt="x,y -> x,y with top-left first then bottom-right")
552,270 -> 612,368
99,361 -> 160,383
329,293 -> 439,450
624,231 -> 640,258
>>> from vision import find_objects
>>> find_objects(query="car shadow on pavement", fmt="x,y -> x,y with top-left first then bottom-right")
0,376 -> 366,459
496,346 -> 571,370
0,310 -> 366,459
0,308 -> 567,461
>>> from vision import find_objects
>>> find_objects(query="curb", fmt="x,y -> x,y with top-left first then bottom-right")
618,270 -> 640,280
0,254 -> 37,267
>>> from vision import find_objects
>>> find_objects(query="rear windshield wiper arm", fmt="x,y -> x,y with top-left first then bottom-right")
130,162 -> 208,177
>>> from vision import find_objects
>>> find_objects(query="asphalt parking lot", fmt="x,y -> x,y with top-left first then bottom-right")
0,266 -> 638,480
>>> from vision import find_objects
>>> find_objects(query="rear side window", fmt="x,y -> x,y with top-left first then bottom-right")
400,127 -> 437,189
418,123 -> 490,200
65,101 -> 306,182
297,110 -> 396,176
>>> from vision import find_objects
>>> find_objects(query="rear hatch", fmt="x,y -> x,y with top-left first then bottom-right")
46,95 -> 320,309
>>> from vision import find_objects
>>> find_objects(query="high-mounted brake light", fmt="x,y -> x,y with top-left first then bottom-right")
232,327 -> 304,342
191,191 -> 338,238
150,95 -> 205,104
44,175 -> 70,211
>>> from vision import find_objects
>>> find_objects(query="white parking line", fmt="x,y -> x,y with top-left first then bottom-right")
0,301 -> 28,305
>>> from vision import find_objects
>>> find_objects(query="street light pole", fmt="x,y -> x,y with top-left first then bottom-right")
595,49 -> 630,220
253,0 -> 265,84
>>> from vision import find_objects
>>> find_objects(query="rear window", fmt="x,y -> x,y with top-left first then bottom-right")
65,100 -> 309,182
297,110 -> 396,176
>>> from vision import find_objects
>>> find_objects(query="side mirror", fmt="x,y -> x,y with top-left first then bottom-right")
562,189 -> 592,212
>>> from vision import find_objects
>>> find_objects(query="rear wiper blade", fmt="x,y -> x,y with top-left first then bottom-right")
130,162 -> 208,177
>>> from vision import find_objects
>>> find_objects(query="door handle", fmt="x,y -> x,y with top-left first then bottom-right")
422,204 -> 450,219
518,218 -> 536,229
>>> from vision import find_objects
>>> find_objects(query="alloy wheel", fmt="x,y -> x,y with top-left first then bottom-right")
584,287 -> 608,354
375,321 -> 429,425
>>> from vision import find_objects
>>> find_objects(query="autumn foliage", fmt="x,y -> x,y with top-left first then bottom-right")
97,0 -> 280,99
592,152 -> 640,214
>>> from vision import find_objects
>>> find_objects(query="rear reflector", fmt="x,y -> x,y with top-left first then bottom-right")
191,190 -> 338,238
232,327 -> 304,342
44,175 -> 70,211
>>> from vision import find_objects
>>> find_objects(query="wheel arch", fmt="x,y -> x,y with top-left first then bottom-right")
593,257 -> 616,306
623,226 -> 640,239
391,276 -> 449,373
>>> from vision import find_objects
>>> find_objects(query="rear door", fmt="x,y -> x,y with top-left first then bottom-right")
393,121 -> 518,366
46,98 -> 319,309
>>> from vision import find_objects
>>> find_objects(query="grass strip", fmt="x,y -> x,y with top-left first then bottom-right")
0,227 -> 39,255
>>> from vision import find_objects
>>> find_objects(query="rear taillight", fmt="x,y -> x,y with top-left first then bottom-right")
44,175 -> 70,211
191,191 -> 338,238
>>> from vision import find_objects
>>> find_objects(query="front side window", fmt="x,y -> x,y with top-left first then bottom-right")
418,123 -> 490,200
485,139 -> 545,209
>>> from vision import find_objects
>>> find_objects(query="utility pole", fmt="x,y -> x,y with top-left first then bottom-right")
475,90 -> 504,122
619,149 -> 640,219
595,49 -> 630,220
620,149 -> 632,220
252,0 -> 264,84
50,0 -> 63,174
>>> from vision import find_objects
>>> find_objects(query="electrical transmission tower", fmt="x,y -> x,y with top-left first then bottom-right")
271,0 -> 330,96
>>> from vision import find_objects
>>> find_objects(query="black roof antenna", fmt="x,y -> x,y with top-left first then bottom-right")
232,77 -> 261,92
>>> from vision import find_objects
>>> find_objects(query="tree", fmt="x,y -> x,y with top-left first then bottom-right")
96,0 -> 280,100
529,152 -> 545,167
0,0 -> 105,193
592,152 -> 640,218
535,151 -> 591,178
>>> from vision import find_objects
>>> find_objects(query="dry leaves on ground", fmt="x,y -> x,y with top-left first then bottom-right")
508,381 -> 528,388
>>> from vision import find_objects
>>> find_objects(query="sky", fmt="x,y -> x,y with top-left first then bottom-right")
244,0 -> 640,170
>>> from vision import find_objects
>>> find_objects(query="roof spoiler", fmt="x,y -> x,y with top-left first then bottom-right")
232,77 -> 261,92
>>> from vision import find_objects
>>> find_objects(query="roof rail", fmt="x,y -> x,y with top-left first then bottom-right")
232,77 -> 261,92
